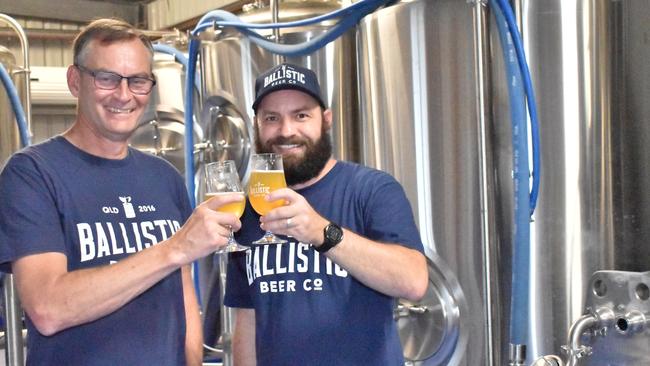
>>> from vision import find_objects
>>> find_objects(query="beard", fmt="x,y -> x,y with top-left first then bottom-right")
255,123 -> 332,186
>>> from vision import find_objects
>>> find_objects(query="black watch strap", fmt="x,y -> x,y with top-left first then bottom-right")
315,222 -> 343,253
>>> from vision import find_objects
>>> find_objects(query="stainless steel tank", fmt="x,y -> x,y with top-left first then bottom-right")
129,51 -> 201,175
358,1 -> 482,364
513,0 -> 650,362
359,0 -> 650,364
0,46 -> 24,167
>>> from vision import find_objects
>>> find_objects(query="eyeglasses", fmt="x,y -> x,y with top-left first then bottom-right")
74,64 -> 156,95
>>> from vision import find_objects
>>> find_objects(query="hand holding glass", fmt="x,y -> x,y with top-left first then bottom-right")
248,153 -> 287,244
204,161 -> 249,253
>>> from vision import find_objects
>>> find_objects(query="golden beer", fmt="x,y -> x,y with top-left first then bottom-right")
248,170 -> 287,215
204,192 -> 246,218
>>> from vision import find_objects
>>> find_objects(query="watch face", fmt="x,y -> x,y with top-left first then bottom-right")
326,224 -> 343,242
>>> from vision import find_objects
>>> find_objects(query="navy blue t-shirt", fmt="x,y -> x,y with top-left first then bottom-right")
225,161 -> 424,365
0,136 -> 192,365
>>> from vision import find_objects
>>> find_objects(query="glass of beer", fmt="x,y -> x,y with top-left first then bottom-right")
248,153 -> 287,244
204,160 -> 249,253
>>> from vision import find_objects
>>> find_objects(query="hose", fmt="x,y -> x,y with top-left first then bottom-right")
493,0 -> 541,216
191,0 -> 385,57
492,0 -> 531,358
152,44 -> 201,91
0,63 -> 31,148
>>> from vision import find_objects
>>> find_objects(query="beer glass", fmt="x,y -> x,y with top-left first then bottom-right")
204,160 -> 249,253
248,153 -> 287,244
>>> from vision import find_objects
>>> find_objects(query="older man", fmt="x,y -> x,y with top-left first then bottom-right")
0,18 -> 243,365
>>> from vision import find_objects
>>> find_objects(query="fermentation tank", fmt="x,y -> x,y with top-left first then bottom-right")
130,51 -> 202,175
358,1 -> 483,364
358,0 -> 650,364
0,46 -> 26,167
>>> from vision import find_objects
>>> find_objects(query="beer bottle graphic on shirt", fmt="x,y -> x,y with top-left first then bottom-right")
120,196 -> 136,218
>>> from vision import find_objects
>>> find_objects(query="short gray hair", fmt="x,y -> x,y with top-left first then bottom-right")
73,18 -> 153,66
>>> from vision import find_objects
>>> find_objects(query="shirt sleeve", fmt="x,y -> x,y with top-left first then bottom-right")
362,171 -> 424,253
0,153 -> 67,272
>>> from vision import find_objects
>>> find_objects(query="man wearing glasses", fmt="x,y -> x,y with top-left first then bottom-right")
0,18 -> 242,365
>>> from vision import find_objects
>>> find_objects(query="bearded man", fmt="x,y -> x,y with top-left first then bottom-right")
224,63 -> 428,366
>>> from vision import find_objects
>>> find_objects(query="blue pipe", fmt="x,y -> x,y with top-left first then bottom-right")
0,63 -> 31,147
192,2 -> 382,57
493,0 -> 541,216
152,44 -> 202,91
183,39 -> 200,210
152,42 -> 204,304
205,0 -> 385,29
492,0 -> 530,350
153,44 -> 190,69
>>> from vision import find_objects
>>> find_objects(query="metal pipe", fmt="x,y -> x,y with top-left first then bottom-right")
269,0 -> 283,65
0,27 -> 181,42
219,254 -> 233,366
471,1 -> 496,365
565,314 -> 598,366
0,14 -> 29,366
0,13 -> 32,137
3,275 -> 25,366
509,343 -> 526,366
615,310 -> 649,335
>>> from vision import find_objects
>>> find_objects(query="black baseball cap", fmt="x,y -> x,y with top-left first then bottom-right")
252,63 -> 326,112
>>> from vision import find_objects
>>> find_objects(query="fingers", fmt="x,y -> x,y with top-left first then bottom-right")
202,192 -> 245,211
265,188 -> 294,205
195,205 -> 242,232
258,190 -> 328,244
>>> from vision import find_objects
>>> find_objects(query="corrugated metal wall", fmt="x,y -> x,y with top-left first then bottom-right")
2,17 -> 79,67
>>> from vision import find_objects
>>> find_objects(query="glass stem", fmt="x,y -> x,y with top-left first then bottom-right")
228,225 -> 235,244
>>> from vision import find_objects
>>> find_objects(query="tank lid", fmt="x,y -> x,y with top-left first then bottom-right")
396,254 -> 468,364
0,45 -> 16,68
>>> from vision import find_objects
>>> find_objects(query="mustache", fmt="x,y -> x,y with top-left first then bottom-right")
267,136 -> 309,146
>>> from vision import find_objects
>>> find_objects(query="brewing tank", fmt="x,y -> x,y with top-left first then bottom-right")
0,46 -> 25,167
358,0 -> 650,364
513,0 -> 650,361
129,51 -> 202,176
358,0 -> 481,364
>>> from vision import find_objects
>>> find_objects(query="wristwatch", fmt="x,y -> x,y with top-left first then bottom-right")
314,222 -> 343,253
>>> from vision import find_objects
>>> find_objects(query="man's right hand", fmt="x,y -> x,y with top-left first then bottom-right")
167,193 -> 244,265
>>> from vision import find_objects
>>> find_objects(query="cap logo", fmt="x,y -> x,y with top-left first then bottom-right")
263,65 -> 306,88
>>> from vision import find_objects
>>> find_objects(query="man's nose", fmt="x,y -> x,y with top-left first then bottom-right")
279,118 -> 294,136
113,79 -> 132,99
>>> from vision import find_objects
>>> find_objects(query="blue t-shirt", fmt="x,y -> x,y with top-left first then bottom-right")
0,136 -> 192,366
225,161 -> 423,365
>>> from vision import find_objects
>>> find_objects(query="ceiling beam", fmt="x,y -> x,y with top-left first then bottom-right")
0,0 -> 141,25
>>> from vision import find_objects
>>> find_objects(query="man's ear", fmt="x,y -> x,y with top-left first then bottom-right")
323,108 -> 333,129
66,65 -> 81,98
